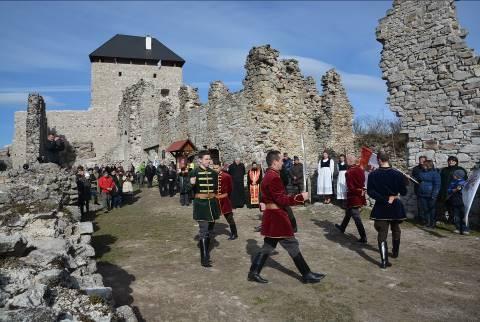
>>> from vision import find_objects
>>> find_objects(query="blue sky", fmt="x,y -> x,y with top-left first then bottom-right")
1,1 -> 479,148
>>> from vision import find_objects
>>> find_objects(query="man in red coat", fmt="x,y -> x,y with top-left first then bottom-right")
98,170 -> 115,213
214,161 -> 238,240
248,150 -> 325,284
335,154 -> 367,243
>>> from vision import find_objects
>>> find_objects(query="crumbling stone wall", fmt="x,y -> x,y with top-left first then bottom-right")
25,94 -> 47,165
114,45 -> 353,171
186,45 -> 354,173
318,70 -> 355,155
377,0 -> 480,169
377,0 -> 480,218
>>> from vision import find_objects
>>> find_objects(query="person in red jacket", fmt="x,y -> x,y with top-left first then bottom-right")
98,170 -> 115,213
214,161 -> 238,240
335,154 -> 367,243
248,150 -> 325,284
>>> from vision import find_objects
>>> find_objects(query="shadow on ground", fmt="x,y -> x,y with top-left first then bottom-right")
97,261 -> 146,322
311,218 -> 379,266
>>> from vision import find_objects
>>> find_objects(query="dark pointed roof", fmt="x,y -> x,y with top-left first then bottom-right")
89,34 -> 185,66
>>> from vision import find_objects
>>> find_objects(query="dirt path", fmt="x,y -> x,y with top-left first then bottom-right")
91,188 -> 480,322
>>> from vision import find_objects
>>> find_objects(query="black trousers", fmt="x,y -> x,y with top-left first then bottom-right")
198,221 -> 215,239
146,176 -> 154,188
168,181 -> 176,197
292,183 -> 303,194
78,198 -> 90,217
180,193 -> 190,206
224,213 -> 236,225
374,220 -> 401,243
259,237 -> 300,258
159,181 -> 168,196
339,207 -> 366,236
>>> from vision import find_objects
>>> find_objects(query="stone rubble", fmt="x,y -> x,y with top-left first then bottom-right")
0,163 -> 137,321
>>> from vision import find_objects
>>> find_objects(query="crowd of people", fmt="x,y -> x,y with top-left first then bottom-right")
69,144 -> 472,282
74,163 -> 136,216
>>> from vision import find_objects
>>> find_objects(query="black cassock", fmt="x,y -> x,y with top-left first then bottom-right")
228,162 -> 246,208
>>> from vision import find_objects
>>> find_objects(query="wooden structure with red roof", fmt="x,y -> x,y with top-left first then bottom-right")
165,139 -> 196,169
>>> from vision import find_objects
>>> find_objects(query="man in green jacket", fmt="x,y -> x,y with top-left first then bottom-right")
190,150 -> 221,267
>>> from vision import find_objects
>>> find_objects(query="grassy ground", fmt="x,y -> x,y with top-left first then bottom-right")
91,188 -> 480,322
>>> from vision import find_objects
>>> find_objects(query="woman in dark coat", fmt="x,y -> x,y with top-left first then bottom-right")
367,152 -> 407,269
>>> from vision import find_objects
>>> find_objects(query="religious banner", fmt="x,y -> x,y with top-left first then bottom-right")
249,169 -> 261,205
463,169 -> 480,227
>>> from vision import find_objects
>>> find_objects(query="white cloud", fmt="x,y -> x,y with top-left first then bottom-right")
0,93 -> 28,105
283,55 -> 333,76
189,81 -> 242,89
178,46 -> 248,72
341,73 -> 386,92
0,92 -> 64,107
282,55 -> 386,93
0,85 -> 89,93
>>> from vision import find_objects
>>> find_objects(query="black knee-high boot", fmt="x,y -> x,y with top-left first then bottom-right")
378,241 -> 392,269
391,238 -> 400,258
292,252 -> 325,284
199,238 -> 212,267
248,253 -> 269,283
228,224 -> 238,240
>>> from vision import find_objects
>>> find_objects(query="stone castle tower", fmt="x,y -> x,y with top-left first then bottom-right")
11,35 -> 185,168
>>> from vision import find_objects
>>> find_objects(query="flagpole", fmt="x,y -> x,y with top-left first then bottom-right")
301,133 -> 308,193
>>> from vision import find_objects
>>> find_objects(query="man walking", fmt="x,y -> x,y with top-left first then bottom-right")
335,154 -> 367,243
367,152 -> 407,269
190,151 -> 221,267
248,150 -> 325,284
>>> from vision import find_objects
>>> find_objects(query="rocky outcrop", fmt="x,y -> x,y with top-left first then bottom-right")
0,163 -> 137,321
